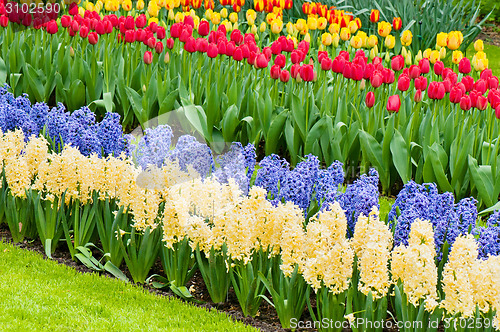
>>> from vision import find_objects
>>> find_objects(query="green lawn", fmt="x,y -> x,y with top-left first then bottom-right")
0,241 -> 255,331
466,43 -> 500,77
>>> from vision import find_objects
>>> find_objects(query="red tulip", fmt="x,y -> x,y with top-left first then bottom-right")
225,42 -> 235,56
291,64 -> 300,79
255,53 -> 269,68
155,41 -> 164,54
69,2 -> 78,15
414,89 -> 423,102
146,36 -> 156,49
207,42 -> 218,58
363,63 -> 374,80
70,20 -> 79,32
280,69 -> 290,83
156,26 -> 166,40
198,20 -> 210,36
196,38 -> 208,53
331,57 -> 346,74
124,16 -> 135,30
370,72 -> 383,88
240,44 -> 250,58
184,37 -> 196,53
271,41 -> 281,55
291,50 -> 302,64
443,78 -> 452,93
477,95 -> 488,110
247,51 -> 257,65
274,54 -> 286,68
434,61 -> 444,76
470,91 -> 479,108
458,58 -> 471,74
136,14 -> 147,29
270,64 -> 281,79
124,30 -> 135,43
409,65 -> 420,79
365,91 -> 375,108
415,76 -> 428,91
382,68 -> 395,84
170,23 -> 182,38
79,25 -> 89,38
143,50 -> 153,64
480,69 -> 493,81
392,17 -> 402,31
0,15 -> 8,28
428,81 -> 445,100
231,29 -> 244,45
166,38 -> 174,49
61,15 -> 71,28
461,76 -> 474,92
418,58 -> 430,74
300,64 -> 314,82
88,31 -> 98,45
263,46 -> 272,60
184,15 -> 194,28
460,95 -> 472,111
321,57 -> 332,71
387,95 -> 401,112
217,41 -> 227,55
449,86 -> 463,103
488,89 -> 500,109
397,74 -> 411,91
391,55 -> 405,72
46,21 -> 58,34
233,47 -> 243,61
495,105 -> 500,119
488,76 -> 499,90
474,79 -> 488,95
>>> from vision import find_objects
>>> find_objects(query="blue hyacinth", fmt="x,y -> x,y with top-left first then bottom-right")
214,143 -> 249,194
474,210 -> 500,260
134,125 -> 173,169
169,135 -> 215,178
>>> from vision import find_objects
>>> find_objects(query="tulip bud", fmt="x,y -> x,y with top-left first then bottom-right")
360,79 -> 366,91
142,85 -> 147,93
70,46 -> 75,57
259,22 -> 266,32
143,50 -> 153,65
164,52 -> 170,64
414,89 -> 423,103
439,47 -> 446,60
415,50 -> 423,63
387,95 -> 401,113
405,51 -> 412,66
365,91 -> 375,108
369,46 -> 378,60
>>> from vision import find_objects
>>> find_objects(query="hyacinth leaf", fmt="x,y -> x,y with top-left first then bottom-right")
479,201 -> 500,215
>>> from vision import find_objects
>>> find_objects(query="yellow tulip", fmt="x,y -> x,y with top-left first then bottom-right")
221,8 -> 228,18
452,50 -> 463,64
205,9 -> 213,20
340,27 -> 351,41
223,20 -> 232,32
251,24 -> 258,34
259,21 -> 266,32
405,50 -> 412,66
400,30 -> 412,46
307,16 -> 318,30
247,16 -> 255,25
423,48 -> 432,59
415,50 -> 423,63
329,23 -> 340,35
436,32 -> 448,48
350,35 -> 363,49
266,13 -> 275,24
286,22 -> 295,35
136,0 -> 144,10
332,33 -> 340,47
439,47 -> 446,59
429,50 -> 440,64
175,12 -> 184,23
148,17 -> 159,25
271,20 -> 282,34
85,2 -> 94,11
447,31 -> 461,50
211,12 -> 221,25
384,35 -> 395,49
401,46 -> 407,58
367,35 -> 378,48
370,46 -> 378,60
348,20 -> 358,34
318,17 -> 327,30
476,51 -> 487,60
295,19 -> 306,32
474,39 -> 484,52
122,0 -> 132,11
377,21 -> 391,37
321,32 -> 332,46
246,9 -> 256,21
473,55 -> 488,71
304,32 -> 311,43
229,12 -> 238,23
148,1 -> 159,17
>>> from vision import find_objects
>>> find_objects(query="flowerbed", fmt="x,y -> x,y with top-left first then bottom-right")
1,0 -> 500,330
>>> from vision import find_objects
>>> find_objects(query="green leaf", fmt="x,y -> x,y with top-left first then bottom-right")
265,110 -> 288,155
468,155 -> 494,207
390,129 -> 410,183
0,57 -> 7,84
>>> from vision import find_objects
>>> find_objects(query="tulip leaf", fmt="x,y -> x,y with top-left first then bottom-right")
183,104 -> 210,142
291,94 -> 306,141
265,110 -> 288,155
390,129 -> 411,184
359,130 -> 386,177
221,104 -> 240,143
0,57 -> 6,84
429,146 -> 453,193
468,155 -> 494,208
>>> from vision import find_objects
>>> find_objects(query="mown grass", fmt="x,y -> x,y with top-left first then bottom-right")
0,240 -> 255,332
465,43 -> 500,77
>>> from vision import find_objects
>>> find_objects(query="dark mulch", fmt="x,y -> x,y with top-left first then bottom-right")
477,21 -> 500,46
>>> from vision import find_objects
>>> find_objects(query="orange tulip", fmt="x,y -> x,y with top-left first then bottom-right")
392,17 -> 402,31
254,0 -> 264,11
204,0 -> 214,9
370,9 -> 379,23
